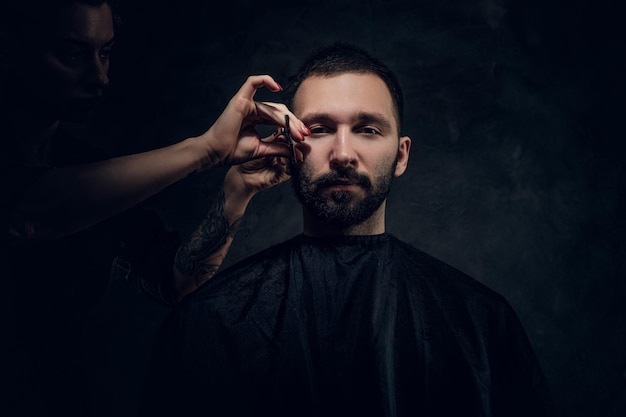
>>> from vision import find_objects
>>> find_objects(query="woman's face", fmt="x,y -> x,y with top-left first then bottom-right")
17,2 -> 115,121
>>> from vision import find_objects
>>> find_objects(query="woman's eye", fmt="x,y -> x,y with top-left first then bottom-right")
54,46 -> 85,64
99,47 -> 113,61
59,50 -> 81,61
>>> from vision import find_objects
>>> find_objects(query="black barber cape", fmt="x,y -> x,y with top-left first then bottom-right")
140,234 -> 555,417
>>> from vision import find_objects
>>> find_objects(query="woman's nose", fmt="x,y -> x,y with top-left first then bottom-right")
86,55 -> 109,91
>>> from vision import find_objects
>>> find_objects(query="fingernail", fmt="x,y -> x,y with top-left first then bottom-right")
276,82 -> 283,91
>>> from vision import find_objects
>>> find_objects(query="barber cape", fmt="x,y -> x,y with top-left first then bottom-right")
140,233 -> 554,417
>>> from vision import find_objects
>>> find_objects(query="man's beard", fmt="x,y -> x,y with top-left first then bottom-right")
291,161 -> 396,229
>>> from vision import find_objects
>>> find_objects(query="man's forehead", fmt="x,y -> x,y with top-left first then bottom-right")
293,73 -> 398,127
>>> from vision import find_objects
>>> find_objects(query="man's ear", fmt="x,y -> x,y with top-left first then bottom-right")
394,136 -> 411,177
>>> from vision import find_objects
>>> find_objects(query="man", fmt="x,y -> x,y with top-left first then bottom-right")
139,43 -> 555,417
0,1 -> 306,416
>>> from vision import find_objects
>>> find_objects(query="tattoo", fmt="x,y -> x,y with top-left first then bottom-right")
175,188 -> 241,285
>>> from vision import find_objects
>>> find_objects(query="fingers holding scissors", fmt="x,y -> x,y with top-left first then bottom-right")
268,115 -> 304,165
255,101 -> 310,142
199,75 -> 309,167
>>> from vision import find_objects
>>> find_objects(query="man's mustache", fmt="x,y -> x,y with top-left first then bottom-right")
313,167 -> 372,189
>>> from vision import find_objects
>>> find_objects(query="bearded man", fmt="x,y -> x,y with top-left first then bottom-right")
139,43 -> 555,417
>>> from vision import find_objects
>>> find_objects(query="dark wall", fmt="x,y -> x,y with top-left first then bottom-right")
82,0 -> 626,416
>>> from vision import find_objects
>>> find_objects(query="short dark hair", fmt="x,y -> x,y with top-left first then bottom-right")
283,43 -> 405,134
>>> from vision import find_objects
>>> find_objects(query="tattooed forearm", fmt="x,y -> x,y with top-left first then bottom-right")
175,188 -> 241,284
194,263 -> 221,284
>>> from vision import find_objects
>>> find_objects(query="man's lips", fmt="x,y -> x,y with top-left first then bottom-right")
321,178 -> 362,190
332,178 -> 360,185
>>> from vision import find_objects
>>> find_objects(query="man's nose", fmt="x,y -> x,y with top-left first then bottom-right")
329,128 -> 357,169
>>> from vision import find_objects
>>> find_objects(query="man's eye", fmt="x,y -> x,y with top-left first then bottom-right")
359,127 -> 381,135
309,125 -> 331,135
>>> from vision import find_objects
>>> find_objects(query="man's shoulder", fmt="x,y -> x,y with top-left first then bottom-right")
185,236 -> 299,300
388,235 -> 510,307
221,236 -> 299,274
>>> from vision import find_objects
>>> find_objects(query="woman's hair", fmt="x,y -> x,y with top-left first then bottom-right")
1,0 -> 119,49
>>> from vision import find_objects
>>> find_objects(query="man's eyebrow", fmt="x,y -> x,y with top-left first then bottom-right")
300,111 -> 393,129
356,112 -> 393,129
299,113 -> 334,125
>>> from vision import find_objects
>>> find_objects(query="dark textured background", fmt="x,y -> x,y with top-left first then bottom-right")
80,0 -> 625,416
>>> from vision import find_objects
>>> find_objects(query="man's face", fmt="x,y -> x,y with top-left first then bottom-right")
291,73 -> 411,231
18,2 -> 115,121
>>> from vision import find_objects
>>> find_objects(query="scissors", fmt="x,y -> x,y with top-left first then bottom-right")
281,114 -> 298,165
